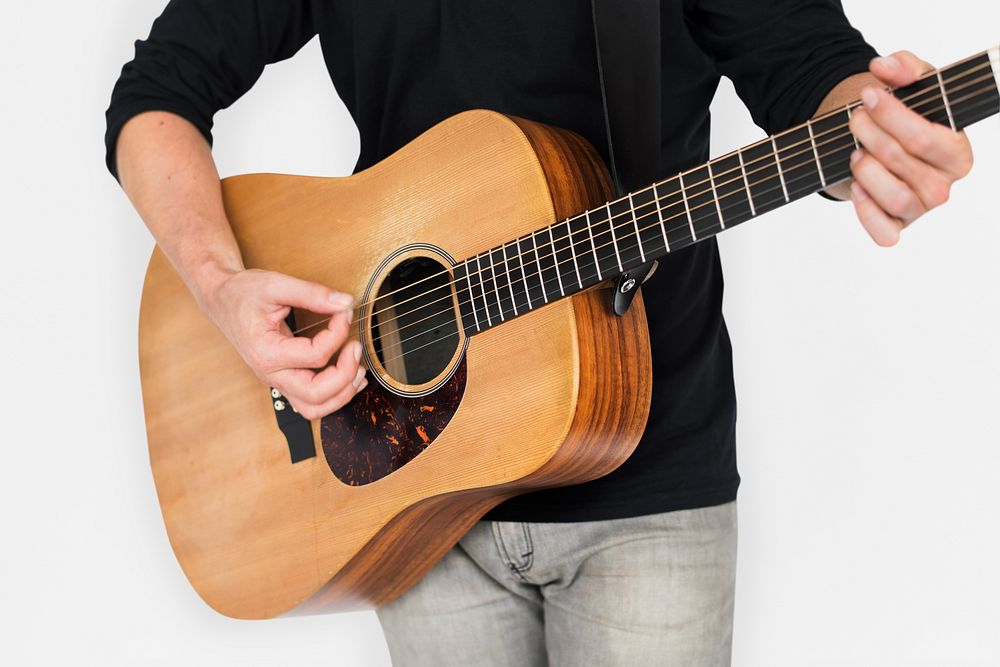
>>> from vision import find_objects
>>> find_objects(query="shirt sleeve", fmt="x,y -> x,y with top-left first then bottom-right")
685,0 -> 878,134
104,0 -> 316,179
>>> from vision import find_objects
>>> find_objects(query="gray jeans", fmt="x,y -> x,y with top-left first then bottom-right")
376,501 -> 737,666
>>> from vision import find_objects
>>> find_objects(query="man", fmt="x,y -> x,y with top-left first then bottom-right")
106,1 -> 973,664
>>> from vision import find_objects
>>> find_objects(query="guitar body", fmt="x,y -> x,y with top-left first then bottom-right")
139,110 -> 652,619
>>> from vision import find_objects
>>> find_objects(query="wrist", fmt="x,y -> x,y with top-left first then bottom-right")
188,258 -> 244,313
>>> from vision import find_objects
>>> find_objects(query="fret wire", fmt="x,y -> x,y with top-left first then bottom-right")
440,75 -> 995,334
538,66 -> 985,280
346,61 -> 997,335
567,219 -> 583,289
771,136 -> 790,202
474,254 -> 493,327
678,172 -> 697,241
309,60 -> 994,342
499,78 -> 993,310
806,119 -> 827,188
517,235 -> 532,311
501,241 -> 518,317
585,210 -> 603,281
992,47 -> 1000,100
388,123 -> 843,354
376,77 -> 995,347
547,224 -> 565,297
639,97 -> 961,249
627,193 -> 646,262
508,87 -> 979,310
511,116 -> 886,316
488,248 -> 505,321
706,162 -> 725,230
462,261 -> 481,332
531,231 -> 548,304
652,183 -> 670,252
353,72 -> 993,353
845,104 -> 861,150
605,202 -> 624,272
937,70 -> 957,130
387,124 -> 852,351
383,100 -> 927,347
780,128 -> 824,201
737,149 -> 756,216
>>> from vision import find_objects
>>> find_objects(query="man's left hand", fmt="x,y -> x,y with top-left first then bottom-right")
846,51 -> 974,246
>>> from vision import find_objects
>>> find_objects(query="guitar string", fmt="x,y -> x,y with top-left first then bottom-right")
291,57 -> 994,336
297,62 -> 996,338
371,84 -> 998,363
356,77 -> 997,351
353,77 -> 998,355
291,58 -> 994,339
376,89 -> 999,360
370,77 -> 997,353
293,59 -> 993,336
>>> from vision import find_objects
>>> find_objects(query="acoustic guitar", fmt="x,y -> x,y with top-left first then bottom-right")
138,48 -> 1000,619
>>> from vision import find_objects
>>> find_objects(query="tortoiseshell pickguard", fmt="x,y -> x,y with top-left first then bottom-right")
320,360 -> 467,485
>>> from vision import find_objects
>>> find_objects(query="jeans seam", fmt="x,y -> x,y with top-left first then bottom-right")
492,522 -> 533,582
518,522 -> 534,572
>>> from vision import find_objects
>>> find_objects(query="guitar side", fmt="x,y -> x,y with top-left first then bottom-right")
138,110 -> 652,619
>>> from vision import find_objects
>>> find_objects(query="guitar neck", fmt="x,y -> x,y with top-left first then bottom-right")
454,47 -> 1000,336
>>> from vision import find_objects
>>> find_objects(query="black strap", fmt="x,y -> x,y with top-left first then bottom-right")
591,0 -> 662,194
591,0 -> 662,315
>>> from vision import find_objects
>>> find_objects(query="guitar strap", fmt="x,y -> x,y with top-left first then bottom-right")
591,0 -> 662,315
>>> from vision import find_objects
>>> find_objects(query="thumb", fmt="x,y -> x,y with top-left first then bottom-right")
263,272 -> 355,314
870,51 -> 934,87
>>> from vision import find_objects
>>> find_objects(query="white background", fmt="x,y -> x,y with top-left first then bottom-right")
1,1 -> 997,665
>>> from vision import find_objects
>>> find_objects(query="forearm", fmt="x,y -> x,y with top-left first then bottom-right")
116,111 -> 243,310
115,109 -> 364,414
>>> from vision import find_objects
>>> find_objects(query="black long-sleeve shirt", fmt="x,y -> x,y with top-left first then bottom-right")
106,0 -> 876,522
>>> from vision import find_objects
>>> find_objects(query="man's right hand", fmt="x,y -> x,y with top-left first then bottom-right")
116,112 -> 367,420
202,268 -> 367,420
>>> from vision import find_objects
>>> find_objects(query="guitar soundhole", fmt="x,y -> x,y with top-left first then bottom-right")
322,247 -> 467,485
369,255 -> 461,392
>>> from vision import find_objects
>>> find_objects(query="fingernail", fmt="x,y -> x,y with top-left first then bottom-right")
353,341 -> 362,363
346,308 -> 354,326
353,366 -> 367,388
873,55 -> 899,71
329,292 -> 354,309
861,87 -> 879,110
357,379 -> 368,392
851,149 -> 862,165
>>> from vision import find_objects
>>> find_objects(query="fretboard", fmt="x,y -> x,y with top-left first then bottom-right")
455,48 -> 1000,336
